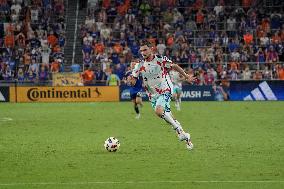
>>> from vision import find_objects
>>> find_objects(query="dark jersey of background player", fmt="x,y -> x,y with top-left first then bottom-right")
124,70 -> 143,119
125,70 -> 143,99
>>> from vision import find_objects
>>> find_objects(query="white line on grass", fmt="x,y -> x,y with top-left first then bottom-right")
0,180 -> 283,186
0,117 -> 13,122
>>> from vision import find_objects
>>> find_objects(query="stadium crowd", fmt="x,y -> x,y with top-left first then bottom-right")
80,0 -> 284,85
0,0 -> 283,85
0,0 -> 65,82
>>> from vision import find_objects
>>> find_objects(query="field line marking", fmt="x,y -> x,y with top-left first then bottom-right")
0,180 -> 284,186
0,117 -> 13,122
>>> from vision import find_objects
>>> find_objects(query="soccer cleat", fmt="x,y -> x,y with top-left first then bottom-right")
135,114 -> 141,119
178,132 -> 194,150
186,139 -> 194,150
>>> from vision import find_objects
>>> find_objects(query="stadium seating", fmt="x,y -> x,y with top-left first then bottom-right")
0,0 -> 283,84
79,0 -> 283,85
0,0 -> 66,82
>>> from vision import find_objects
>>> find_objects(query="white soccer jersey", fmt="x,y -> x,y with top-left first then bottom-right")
132,55 -> 174,99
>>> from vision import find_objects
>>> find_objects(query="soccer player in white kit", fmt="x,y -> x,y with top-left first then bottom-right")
128,40 -> 194,150
169,70 -> 184,111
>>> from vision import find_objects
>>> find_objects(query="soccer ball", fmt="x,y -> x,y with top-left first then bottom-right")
104,137 -> 120,152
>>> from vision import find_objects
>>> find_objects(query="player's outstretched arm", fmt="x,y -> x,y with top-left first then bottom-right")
171,64 -> 195,84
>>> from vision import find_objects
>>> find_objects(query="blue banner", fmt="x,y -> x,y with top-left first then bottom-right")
180,85 -> 215,101
230,81 -> 284,101
120,85 -> 215,101
120,85 -> 148,101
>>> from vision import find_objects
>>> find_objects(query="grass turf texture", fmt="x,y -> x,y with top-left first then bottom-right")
0,102 -> 283,189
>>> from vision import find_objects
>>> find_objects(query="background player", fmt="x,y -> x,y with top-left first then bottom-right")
124,62 -> 143,119
169,70 -> 184,111
128,40 -> 195,150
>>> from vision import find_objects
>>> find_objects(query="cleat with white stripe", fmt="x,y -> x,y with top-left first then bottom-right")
178,132 -> 193,150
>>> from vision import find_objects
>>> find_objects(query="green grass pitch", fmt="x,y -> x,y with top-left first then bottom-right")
0,102 -> 284,189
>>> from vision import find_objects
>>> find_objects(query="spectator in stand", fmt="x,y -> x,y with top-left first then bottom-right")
271,31 -> 281,45
276,64 -> 284,80
4,31 -> 15,48
17,67 -> 25,81
41,44 -> 51,65
196,9 -> 204,29
107,69 -> 121,86
242,65 -> 251,80
228,39 -> 239,53
82,41 -> 93,59
255,47 -> 266,69
110,51 -> 120,65
228,60 -> 240,80
47,31 -> 58,48
204,69 -> 215,85
139,0 -> 151,16
114,58 -> 127,80
266,46 -> 279,65
227,16 -> 237,37
23,50 -> 31,73
231,49 -> 240,62
270,10 -> 282,30
100,24 -> 111,41
93,40 -> 105,55
260,33 -> 269,47
212,81 -> 228,101
26,69 -> 37,82
113,42 -> 123,54
253,70 -> 263,80
243,31 -> 253,45
130,41 -> 139,58
82,65 -> 95,86
83,52 -> 93,68
38,64 -> 49,82
95,66 -> 107,84
51,59 -> 61,73
263,66 -> 272,80
83,32 -> 93,45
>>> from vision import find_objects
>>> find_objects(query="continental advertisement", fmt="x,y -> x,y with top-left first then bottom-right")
9,86 -> 119,102
52,73 -> 82,86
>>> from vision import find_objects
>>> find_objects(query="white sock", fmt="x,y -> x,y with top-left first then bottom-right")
161,112 -> 183,134
175,98 -> 178,103
176,100 -> 180,108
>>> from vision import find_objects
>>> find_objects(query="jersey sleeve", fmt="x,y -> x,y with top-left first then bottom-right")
161,56 -> 173,69
131,62 -> 141,78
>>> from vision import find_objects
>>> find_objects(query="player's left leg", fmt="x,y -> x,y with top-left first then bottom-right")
136,92 -> 143,107
176,88 -> 182,111
172,87 -> 178,108
153,93 -> 193,150
131,93 -> 140,119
